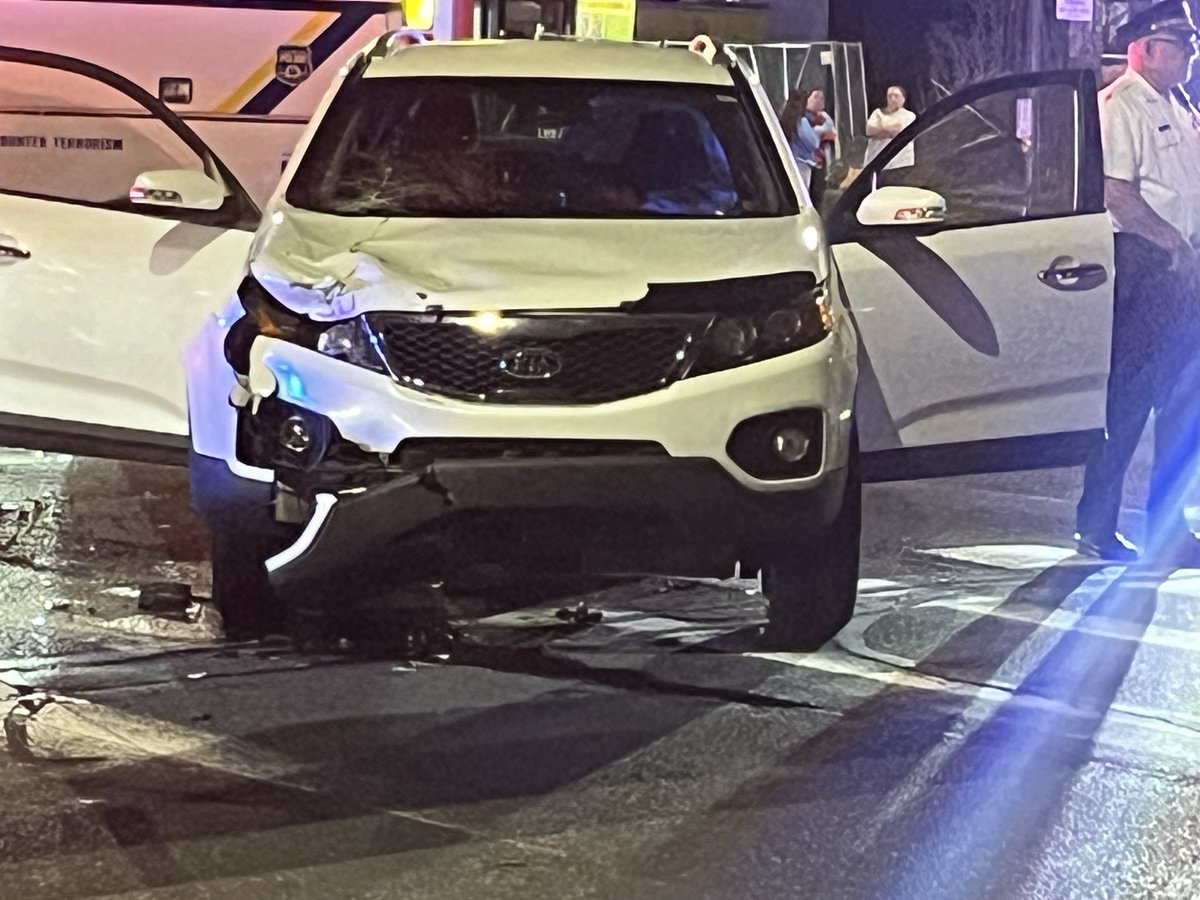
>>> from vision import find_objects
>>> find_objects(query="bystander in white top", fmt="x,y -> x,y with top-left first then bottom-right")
864,85 -> 916,169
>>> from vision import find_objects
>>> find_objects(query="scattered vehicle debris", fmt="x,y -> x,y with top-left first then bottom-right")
555,601 -> 604,625
137,581 -> 195,617
3,687 -> 293,777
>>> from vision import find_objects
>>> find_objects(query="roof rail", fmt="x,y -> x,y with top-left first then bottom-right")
532,27 -> 586,41
367,27 -> 430,59
687,34 -> 735,70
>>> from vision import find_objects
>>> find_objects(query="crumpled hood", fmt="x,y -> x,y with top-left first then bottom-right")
249,204 -> 828,320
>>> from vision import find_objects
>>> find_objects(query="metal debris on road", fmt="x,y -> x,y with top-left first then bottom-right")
555,601 -> 604,625
3,688 -> 294,777
137,582 -> 195,616
80,602 -> 224,643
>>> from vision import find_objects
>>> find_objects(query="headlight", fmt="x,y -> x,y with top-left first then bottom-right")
316,319 -> 387,372
225,277 -> 386,374
686,283 -> 833,378
708,317 -> 757,358
232,277 -> 323,348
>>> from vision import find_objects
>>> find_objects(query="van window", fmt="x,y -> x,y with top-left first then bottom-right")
287,76 -> 796,219
0,61 -> 204,207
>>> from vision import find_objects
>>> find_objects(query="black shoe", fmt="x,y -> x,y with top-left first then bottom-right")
1075,531 -> 1139,562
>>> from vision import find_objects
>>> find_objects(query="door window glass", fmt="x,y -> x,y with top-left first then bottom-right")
878,83 -> 1080,227
0,61 -> 204,207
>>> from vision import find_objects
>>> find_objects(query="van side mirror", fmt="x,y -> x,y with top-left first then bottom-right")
130,170 -> 226,211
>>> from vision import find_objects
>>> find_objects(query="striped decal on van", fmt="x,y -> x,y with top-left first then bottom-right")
238,7 -> 377,114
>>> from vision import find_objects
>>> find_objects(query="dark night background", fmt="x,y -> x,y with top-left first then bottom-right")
831,0 -> 1166,115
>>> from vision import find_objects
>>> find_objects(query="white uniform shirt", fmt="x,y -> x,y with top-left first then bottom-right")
1100,68 -> 1200,239
864,107 -> 916,169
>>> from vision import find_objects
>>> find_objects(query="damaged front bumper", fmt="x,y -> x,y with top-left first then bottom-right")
264,453 -> 850,595
239,328 -> 856,490
202,315 -> 856,596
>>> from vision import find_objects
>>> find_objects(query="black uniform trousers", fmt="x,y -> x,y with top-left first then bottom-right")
1076,232 -> 1200,550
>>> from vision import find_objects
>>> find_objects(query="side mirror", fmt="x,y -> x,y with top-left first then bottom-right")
130,170 -> 226,211
856,185 -> 946,226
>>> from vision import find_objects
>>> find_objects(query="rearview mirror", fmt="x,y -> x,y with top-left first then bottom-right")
856,185 -> 946,226
130,170 -> 226,211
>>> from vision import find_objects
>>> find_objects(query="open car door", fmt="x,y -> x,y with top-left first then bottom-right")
0,47 -> 258,464
826,70 -> 1113,480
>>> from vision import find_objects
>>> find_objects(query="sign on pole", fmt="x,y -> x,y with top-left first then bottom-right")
575,0 -> 637,40
1055,0 -> 1094,22
1016,98 -> 1034,141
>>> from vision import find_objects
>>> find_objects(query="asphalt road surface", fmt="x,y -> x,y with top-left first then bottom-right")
1,444 -> 1198,900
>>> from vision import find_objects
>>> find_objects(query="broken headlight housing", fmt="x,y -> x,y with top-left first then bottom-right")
685,283 -> 834,378
315,319 -> 388,372
225,277 -> 386,375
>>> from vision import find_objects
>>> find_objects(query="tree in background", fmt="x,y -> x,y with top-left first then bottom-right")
830,0 -> 1164,134
914,0 -> 1154,105
926,0 -> 1027,100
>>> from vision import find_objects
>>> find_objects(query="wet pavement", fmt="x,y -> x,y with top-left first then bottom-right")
1,445 -> 1199,898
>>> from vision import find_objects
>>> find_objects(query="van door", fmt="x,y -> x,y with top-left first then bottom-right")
0,47 -> 258,463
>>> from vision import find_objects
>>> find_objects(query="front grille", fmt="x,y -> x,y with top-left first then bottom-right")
366,314 -> 702,404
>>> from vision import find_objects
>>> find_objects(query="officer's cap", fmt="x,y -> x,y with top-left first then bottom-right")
1114,0 -> 1198,49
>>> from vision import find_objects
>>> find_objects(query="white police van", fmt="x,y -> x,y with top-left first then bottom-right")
0,0 -> 445,203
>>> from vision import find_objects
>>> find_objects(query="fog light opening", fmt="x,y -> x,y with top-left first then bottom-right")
725,408 -> 824,480
238,398 -> 336,473
771,426 -> 811,463
281,415 -> 314,455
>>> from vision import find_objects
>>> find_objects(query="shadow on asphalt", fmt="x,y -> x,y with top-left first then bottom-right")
2,455 -> 1184,897
630,560 -> 1166,898
21,557 -> 1157,899
9,669 -> 722,897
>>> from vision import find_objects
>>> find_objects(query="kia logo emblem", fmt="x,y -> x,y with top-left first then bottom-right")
499,346 -> 563,380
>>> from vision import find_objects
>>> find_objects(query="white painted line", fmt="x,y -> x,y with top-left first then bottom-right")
858,578 -> 909,595
921,544 -> 1082,570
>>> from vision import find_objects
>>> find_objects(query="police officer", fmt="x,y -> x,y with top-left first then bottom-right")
1076,0 -> 1200,562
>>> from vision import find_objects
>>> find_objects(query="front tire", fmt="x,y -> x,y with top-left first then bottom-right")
760,442 -> 862,651
211,531 -> 289,640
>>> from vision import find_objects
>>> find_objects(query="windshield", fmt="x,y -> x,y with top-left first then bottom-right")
286,76 -> 795,219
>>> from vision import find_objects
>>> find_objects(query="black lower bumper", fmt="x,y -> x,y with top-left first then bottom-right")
265,456 -> 848,596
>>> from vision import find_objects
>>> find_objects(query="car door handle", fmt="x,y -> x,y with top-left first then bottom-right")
0,243 -> 30,260
1037,262 -> 1107,292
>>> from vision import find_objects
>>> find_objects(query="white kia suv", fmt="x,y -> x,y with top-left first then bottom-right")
0,41 -> 1115,651
187,36 -> 860,648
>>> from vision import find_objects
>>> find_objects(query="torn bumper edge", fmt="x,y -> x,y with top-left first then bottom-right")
265,493 -> 339,574
262,456 -> 851,594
